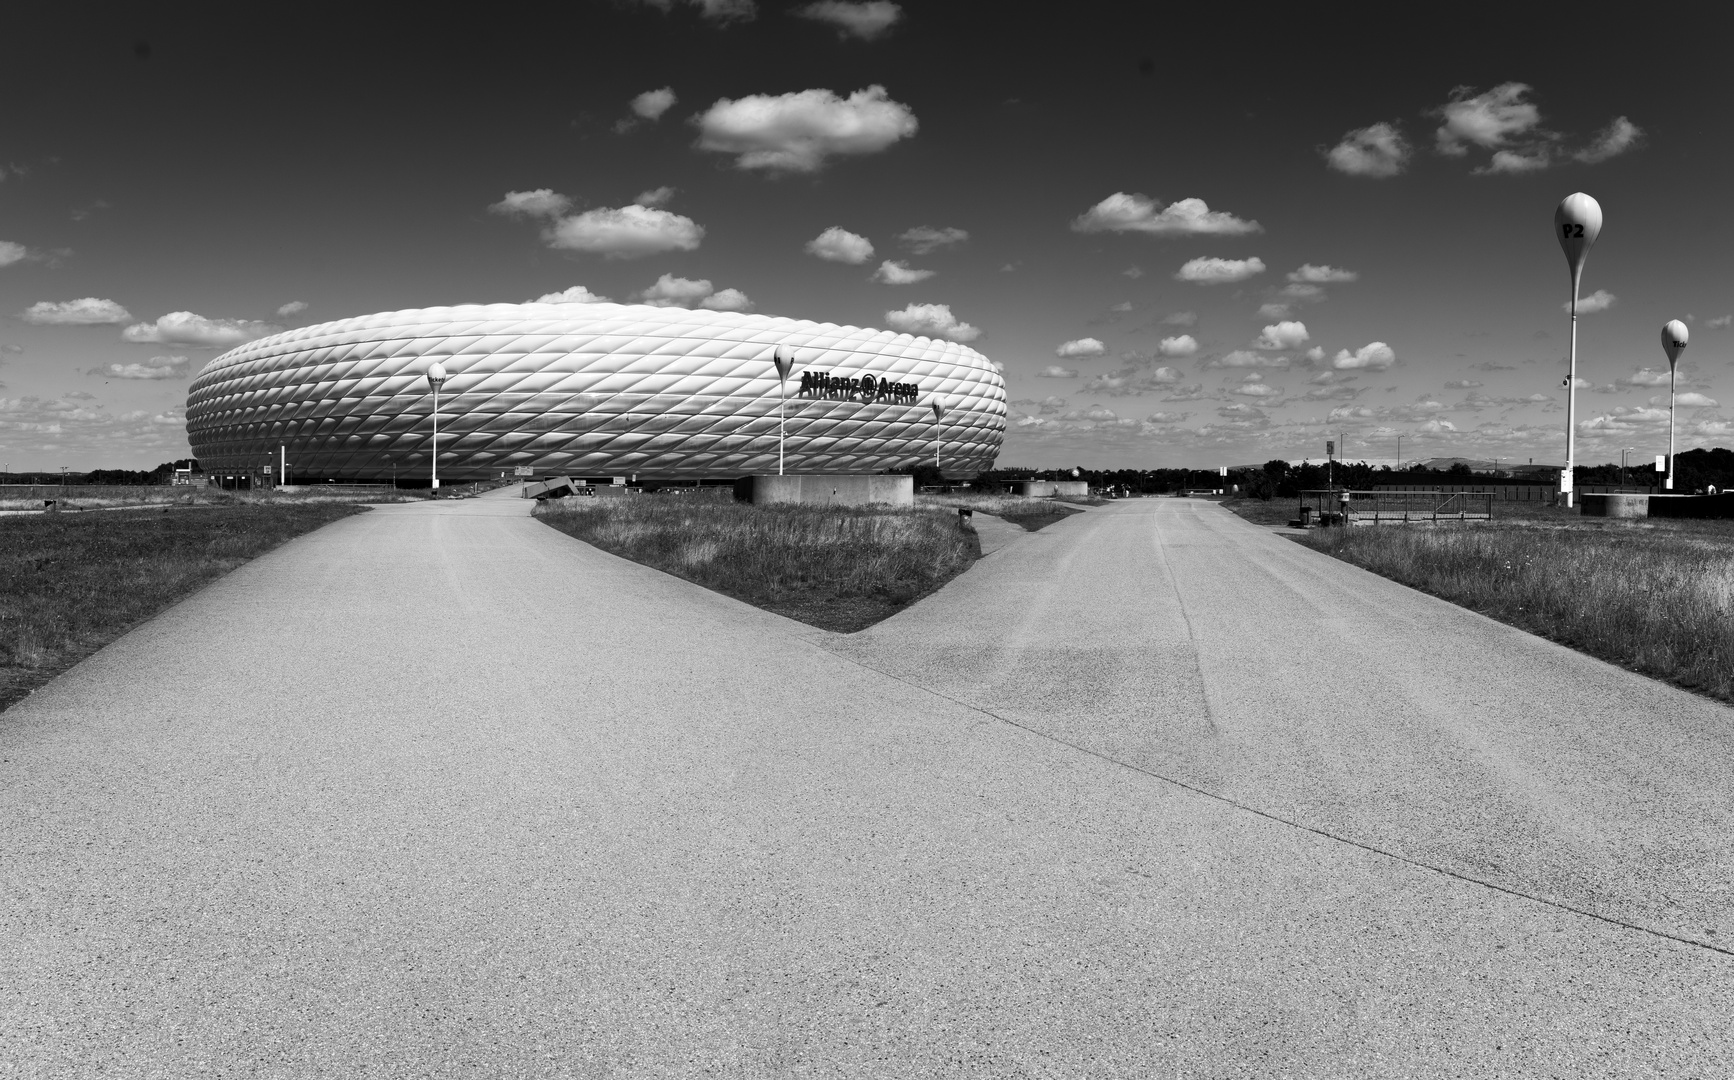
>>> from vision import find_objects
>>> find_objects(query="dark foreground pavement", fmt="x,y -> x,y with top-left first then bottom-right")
3,492 -> 1730,1077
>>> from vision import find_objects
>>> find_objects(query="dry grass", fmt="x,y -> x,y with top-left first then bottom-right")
0,503 -> 364,713
917,492 -> 1083,531
536,497 -> 980,631
1304,517 -> 1734,702
0,485 -> 422,512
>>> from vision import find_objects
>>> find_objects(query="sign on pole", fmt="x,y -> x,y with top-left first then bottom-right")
1655,455 -> 1666,472
1326,440 -> 1335,457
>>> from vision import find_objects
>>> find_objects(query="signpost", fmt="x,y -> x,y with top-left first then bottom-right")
772,347 -> 795,475
1661,320 -> 1689,490
1554,192 -> 1603,508
1326,438 -> 1335,490
425,361 -> 448,492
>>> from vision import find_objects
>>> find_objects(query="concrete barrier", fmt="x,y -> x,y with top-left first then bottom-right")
735,474 -> 914,507
1011,480 -> 1089,498
1580,493 -> 1650,518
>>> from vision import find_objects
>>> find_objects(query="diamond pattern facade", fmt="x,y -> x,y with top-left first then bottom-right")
185,304 -> 1007,480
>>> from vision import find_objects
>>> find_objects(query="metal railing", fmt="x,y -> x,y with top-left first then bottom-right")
1299,489 -> 1494,526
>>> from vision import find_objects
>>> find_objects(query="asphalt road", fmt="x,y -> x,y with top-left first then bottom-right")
3,492 -> 1730,1077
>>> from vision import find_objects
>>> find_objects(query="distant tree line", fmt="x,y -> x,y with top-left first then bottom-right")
0,459 -> 198,485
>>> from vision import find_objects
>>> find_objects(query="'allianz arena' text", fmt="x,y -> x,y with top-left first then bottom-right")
185,304 -> 1008,481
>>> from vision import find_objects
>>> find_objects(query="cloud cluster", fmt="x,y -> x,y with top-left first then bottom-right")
635,274 -> 752,311
1288,264 -> 1358,284
546,204 -> 704,258
532,285 -> 612,304
634,186 -> 675,207
634,87 -> 677,121
634,0 -> 757,24
1206,350 -> 1288,369
1055,337 -> 1106,359
693,85 -> 917,172
490,189 -> 573,218
1568,289 -> 1616,315
884,303 -> 980,341
1072,193 -> 1261,236
1324,122 -> 1411,178
123,311 -> 283,347
805,226 -> 874,263
899,225 -> 967,254
1433,83 -> 1641,174
96,355 -> 191,380
1256,321 -> 1309,351
276,301 -> 308,318
22,298 -> 133,325
872,260 -> 933,284
1038,365 -> 1077,379
1330,342 -> 1396,370
0,240 -> 37,268
1176,256 -> 1265,284
1156,335 -> 1198,357
792,1 -> 902,40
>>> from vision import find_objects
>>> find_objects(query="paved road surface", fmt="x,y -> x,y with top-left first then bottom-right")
3,492 -> 1730,1077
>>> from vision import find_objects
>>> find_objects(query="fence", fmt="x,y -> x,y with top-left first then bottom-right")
1300,489 -> 1495,526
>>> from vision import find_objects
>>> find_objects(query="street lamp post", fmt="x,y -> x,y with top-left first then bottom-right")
1622,447 -> 1631,490
771,347 -> 795,476
1396,434 -> 1402,472
1555,192 -> 1603,509
1661,320 -> 1689,491
425,361 -> 448,492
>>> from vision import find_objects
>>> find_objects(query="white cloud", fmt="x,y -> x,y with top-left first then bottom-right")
637,274 -> 716,307
1304,347 -> 1326,363
805,226 -> 875,264
533,285 -> 613,304
1567,289 -> 1616,314
1623,368 -> 1671,386
1257,303 -> 1292,320
21,298 -> 133,325
122,311 -> 282,347
1235,382 -> 1282,398
633,186 -> 675,207
276,300 -> 308,318
1071,193 -> 1261,236
884,302 -> 980,342
898,225 -> 967,254
490,189 -> 573,218
1289,264 -> 1358,284
1435,83 -> 1542,155
1038,365 -> 1078,379
1122,266 -> 1144,279
1207,350 -> 1289,369
98,355 -> 190,380
1418,418 -> 1458,433
1256,321 -> 1309,351
1156,335 -> 1198,357
872,259 -> 934,284
1445,379 -> 1483,389
1176,256 -> 1265,284
1661,392 -> 1719,408
546,205 -> 704,258
792,1 -> 902,40
693,85 -> 917,172
0,241 -> 35,267
631,87 -> 678,121
1574,116 -> 1641,163
700,288 -> 753,311
636,0 -> 757,23
1331,342 -> 1396,370
1704,314 -> 1731,329
1055,337 -> 1106,358
1480,148 -> 1553,175
1324,122 -> 1410,178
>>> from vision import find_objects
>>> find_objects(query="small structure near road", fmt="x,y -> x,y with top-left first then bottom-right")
735,474 -> 913,507
1292,489 -> 1494,527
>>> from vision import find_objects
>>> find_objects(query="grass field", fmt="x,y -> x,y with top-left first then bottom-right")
1294,510 -> 1734,703
0,504 -> 363,713
917,492 -> 1083,531
536,497 -> 980,631
0,485 -> 425,512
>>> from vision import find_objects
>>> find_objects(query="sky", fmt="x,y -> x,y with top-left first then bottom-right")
2,0 -> 1731,472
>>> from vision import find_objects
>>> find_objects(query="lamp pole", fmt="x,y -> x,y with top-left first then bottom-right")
1661,320 -> 1689,491
1555,193 -> 1603,509
930,399 -> 948,475
1622,447 -> 1630,490
772,347 -> 794,476
425,361 -> 448,492
1396,434 -> 1402,472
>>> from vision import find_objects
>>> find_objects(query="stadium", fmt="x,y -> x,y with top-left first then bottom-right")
184,303 -> 1008,483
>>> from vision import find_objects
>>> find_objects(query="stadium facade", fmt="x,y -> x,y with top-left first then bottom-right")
184,304 -> 1007,482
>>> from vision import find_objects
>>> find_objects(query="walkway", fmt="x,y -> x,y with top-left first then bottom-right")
2,493 -> 1729,1077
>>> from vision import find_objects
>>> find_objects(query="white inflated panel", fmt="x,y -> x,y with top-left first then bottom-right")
185,303 -> 1008,480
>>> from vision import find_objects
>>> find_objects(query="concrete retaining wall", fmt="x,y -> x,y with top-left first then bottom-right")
1012,480 -> 1090,498
736,474 -> 914,507
1579,493 -> 1650,517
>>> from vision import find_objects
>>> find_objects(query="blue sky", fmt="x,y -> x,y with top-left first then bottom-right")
2,0 -> 1730,471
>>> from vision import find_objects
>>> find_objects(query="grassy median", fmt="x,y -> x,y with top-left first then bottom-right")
1300,513 -> 1734,703
0,503 -> 364,713
536,496 -> 980,631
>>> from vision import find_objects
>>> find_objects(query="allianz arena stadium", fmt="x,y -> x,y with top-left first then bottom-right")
184,303 -> 1007,482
